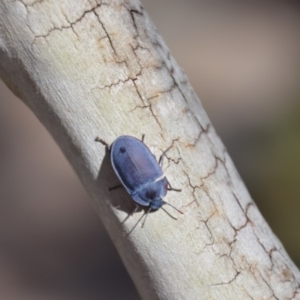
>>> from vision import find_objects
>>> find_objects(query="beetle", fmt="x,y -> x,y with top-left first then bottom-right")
95,135 -> 182,227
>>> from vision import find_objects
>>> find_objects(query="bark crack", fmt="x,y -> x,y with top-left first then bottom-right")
129,8 -> 143,37
93,10 -> 117,56
130,104 -> 163,130
33,5 -> 101,41
211,271 -> 241,286
92,71 -> 140,92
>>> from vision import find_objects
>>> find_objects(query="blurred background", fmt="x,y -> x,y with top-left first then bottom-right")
1,0 -> 300,299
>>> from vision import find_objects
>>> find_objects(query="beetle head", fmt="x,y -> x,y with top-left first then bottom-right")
132,181 -> 167,209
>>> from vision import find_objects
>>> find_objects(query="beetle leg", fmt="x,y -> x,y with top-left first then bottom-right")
141,134 -> 145,143
95,137 -> 111,151
167,181 -> 181,192
158,145 -> 172,167
159,146 -> 182,192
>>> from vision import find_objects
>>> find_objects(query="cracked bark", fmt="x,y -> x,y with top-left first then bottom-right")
0,1 -> 299,299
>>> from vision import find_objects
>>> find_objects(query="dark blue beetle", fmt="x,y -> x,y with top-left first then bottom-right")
95,135 -> 182,227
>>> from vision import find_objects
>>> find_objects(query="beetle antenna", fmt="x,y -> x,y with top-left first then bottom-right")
141,207 -> 152,228
162,201 -> 184,214
126,211 -> 146,236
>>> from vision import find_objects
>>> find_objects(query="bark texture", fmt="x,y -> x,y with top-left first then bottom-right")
0,0 -> 299,299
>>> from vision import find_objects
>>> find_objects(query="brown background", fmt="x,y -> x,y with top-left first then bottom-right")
1,1 -> 300,299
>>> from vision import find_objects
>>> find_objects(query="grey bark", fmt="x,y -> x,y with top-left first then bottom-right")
0,0 -> 299,299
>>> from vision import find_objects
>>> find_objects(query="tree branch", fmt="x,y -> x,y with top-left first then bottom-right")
0,0 -> 299,299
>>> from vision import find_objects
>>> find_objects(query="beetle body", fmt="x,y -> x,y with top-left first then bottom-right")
110,135 -> 167,209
